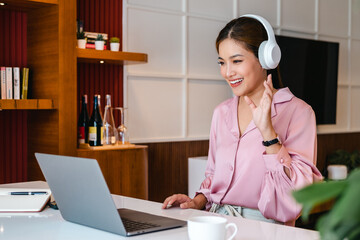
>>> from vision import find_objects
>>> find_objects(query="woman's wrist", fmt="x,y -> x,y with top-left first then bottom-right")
193,193 -> 207,210
260,127 -> 277,141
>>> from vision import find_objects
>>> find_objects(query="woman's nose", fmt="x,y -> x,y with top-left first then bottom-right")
226,64 -> 235,78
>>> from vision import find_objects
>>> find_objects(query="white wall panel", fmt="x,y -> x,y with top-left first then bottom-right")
128,0 -> 183,12
238,0 -> 278,26
127,8 -> 184,75
188,0 -> 234,20
351,40 -> 360,84
127,76 -> 183,141
319,0 -> 349,37
188,17 -> 226,77
124,0 -> 360,140
352,0 -> 360,38
351,87 -> 360,128
319,36 -> 349,84
280,30 -> 315,40
281,0 -> 316,32
188,79 -> 232,137
336,86 -> 349,129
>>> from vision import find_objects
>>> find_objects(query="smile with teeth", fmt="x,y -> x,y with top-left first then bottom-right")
229,78 -> 243,86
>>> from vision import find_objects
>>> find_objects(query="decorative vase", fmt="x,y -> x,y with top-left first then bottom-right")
95,40 -> 105,50
110,42 -> 120,52
77,39 -> 86,49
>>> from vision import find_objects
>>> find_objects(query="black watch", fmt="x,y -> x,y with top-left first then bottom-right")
262,136 -> 281,147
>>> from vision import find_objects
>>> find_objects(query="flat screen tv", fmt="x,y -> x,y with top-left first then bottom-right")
269,35 -> 339,125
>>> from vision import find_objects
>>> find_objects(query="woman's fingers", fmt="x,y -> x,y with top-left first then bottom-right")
162,194 -> 191,209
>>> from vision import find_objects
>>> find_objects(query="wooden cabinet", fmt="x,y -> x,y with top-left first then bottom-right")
77,145 -> 149,200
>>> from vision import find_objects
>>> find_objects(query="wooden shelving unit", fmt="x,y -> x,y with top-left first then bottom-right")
1,0 -> 78,181
77,48 -> 148,65
0,99 -> 54,110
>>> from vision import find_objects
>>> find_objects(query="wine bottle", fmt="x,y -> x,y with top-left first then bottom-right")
78,94 -> 89,145
103,94 -> 117,145
89,95 -> 103,146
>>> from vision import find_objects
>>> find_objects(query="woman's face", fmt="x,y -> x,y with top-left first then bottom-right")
218,38 -> 266,98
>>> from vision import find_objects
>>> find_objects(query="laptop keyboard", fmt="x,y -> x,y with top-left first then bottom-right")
121,217 -> 161,232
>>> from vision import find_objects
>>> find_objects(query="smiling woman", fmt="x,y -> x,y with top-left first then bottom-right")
162,14 -> 323,226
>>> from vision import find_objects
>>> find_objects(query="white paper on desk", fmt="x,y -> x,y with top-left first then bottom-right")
0,188 -> 51,212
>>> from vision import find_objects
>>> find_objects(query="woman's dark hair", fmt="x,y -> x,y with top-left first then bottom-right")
216,17 -> 283,87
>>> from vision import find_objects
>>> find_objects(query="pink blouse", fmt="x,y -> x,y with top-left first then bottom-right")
197,88 -> 323,225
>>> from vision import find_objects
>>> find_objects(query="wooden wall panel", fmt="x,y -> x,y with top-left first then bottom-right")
77,0 -> 123,124
139,140 -> 209,202
0,9 -> 28,184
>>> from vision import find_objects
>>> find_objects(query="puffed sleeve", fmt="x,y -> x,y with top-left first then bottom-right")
258,104 -> 323,224
196,110 -> 217,209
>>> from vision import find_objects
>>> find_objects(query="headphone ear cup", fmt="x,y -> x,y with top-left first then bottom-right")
259,41 -> 281,70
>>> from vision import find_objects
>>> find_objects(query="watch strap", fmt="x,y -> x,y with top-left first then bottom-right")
262,136 -> 280,147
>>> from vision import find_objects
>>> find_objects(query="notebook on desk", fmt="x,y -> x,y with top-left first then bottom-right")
0,188 -> 51,212
35,153 -> 186,237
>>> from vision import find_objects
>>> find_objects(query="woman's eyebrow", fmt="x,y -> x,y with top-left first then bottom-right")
218,54 -> 243,60
229,54 -> 243,59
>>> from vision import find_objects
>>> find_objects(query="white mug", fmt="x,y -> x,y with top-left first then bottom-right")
187,216 -> 238,240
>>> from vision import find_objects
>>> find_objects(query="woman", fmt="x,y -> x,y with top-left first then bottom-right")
162,15 -> 322,226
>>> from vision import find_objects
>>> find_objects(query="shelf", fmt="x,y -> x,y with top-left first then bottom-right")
0,0 -> 58,11
77,144 -> 147,152
0,99 -> 54,110
77,49 -> 148,65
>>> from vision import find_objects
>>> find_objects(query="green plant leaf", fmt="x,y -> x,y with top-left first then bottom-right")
316,169 -> 360,239
292,180 -> 348,220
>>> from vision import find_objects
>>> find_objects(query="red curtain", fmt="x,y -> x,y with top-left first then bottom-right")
0,9 -> 28,183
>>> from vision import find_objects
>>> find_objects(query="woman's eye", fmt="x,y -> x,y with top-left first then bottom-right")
217,61 -> 224,66
233,60 -> 242,64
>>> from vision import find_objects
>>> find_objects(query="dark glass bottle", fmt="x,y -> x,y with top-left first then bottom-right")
89,95 -> 103,146
78,95 -> 89,145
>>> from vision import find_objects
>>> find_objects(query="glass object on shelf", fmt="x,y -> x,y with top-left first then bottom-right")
97,94 -> 104,122
115,107 -> 129,145
103,94 -> 117,145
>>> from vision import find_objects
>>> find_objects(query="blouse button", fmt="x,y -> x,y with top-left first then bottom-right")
280,158 -> 284,164
229,165 -> 234,171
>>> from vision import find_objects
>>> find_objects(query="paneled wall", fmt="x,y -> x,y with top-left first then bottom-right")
0,9 -> 28,183
123,0 -> 360,143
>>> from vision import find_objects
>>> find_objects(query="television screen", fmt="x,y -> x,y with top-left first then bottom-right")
270,35 -> 339,125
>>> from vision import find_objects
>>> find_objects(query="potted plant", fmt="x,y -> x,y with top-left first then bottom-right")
109,37 -> 120,52
95,34 -> 105,50
77,31 -> 86,49
293,168 -> 360,240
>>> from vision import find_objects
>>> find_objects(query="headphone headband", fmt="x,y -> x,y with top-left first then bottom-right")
239,14 -> 281,69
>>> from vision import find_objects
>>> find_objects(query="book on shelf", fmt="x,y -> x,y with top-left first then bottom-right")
13,67 -> 20,100
21,68 -> 29,99
84,31 -> 108,40
0,67 -> 5,99
6,67 -> 12,99
85,43 -> 107,50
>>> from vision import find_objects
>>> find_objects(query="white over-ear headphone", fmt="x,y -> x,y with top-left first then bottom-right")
240,14 -> 281,70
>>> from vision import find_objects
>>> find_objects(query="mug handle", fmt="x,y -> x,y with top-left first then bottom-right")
226,222 -> 238,240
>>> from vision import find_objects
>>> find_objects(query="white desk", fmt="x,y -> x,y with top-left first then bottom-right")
0,181 -> 319,240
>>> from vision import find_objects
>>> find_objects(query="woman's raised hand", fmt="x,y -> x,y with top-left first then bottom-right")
244,74 -> 275,134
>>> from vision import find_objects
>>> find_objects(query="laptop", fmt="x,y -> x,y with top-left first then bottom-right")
35,153 -> 186,236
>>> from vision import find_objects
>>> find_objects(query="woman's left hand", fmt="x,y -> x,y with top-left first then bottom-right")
244,74 -> 275,136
